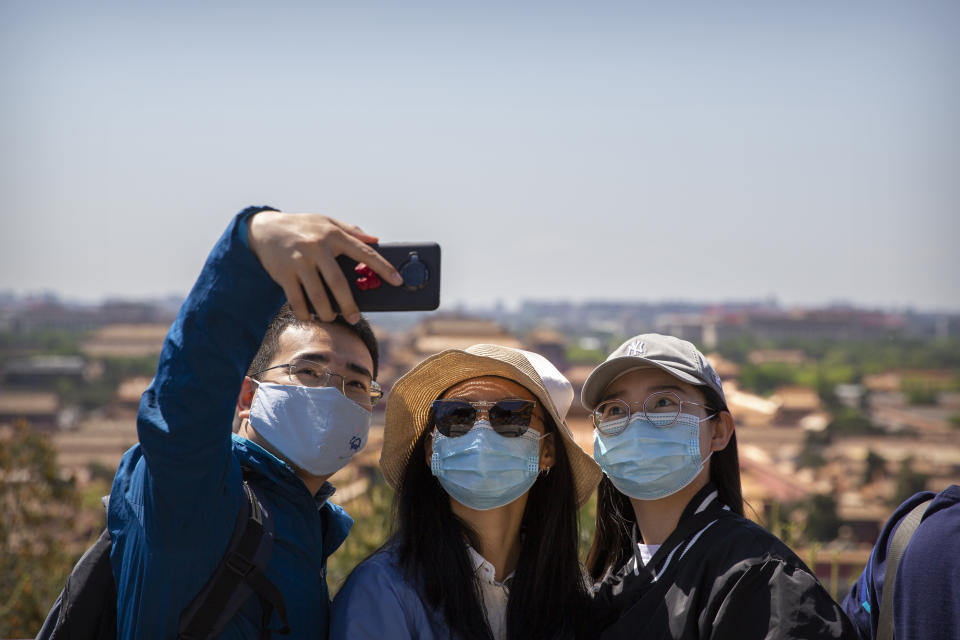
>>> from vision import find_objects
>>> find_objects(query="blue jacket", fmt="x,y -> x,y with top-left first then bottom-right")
329,548 -> 450,639
108,208 -> 353,639
842,485 -> 960,640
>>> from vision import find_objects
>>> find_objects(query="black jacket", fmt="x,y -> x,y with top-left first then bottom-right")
590,484 -> 855,639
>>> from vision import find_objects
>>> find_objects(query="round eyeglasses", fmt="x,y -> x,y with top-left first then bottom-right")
593,391 -> 716,436
252,358 -> 382,407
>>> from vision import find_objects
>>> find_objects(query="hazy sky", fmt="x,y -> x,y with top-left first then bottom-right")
2,1 -> 958,312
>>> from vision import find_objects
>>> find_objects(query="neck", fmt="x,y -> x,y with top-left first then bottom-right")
237,420 -> 332,496
629,472 -> 709,545
451,495 -> 528,582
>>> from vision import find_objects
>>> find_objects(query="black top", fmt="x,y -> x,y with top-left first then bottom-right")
591,483 -> 855,640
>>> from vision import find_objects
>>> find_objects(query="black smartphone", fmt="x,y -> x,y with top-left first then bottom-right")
327,242 -> 441,312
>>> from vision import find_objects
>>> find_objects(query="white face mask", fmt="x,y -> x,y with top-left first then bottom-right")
248,382 -> 371,476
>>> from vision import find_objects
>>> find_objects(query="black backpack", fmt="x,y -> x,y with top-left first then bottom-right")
36,479 -> 290,640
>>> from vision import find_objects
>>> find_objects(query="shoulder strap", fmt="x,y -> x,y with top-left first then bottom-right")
178,480 -> 290,640
877,498 -> 932,640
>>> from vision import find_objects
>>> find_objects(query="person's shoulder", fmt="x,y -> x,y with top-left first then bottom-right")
928,484 -> 960,512
699,513 -> 808,569
336,548 -> 406,597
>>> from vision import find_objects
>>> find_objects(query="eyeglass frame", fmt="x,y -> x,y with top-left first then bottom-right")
251,359 -> 383,407
592,390 -> 717,436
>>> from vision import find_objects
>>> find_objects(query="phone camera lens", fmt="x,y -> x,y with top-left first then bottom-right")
400,252 -> 429,291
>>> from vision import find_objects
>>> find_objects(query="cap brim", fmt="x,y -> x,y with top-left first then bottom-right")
581,356 -> 705,411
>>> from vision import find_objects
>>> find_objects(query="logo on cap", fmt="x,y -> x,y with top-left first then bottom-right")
626,340 -> 645,357
349,436 -> 362,451
711,371 -> 722,388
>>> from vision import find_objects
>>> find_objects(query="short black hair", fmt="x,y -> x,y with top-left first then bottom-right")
247,303 -> 379,379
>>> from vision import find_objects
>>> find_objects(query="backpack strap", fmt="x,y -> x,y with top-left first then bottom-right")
876,497 -> 932,640
178,480 -> 290,639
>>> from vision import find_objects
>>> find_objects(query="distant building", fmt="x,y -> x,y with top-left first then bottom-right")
747,349 -> 810,365
526,326 -> 568,370
111,376 -> 153,416
410,315 -> 522,358
81,323 -> 169,358
704,352 -> 740,382
0,391 -> 61,430
771,386 -> 822,427
2,355 -> 89,388
724,382 -> 779,428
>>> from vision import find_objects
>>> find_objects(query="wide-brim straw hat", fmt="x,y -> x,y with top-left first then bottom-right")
381,344 -> 602,506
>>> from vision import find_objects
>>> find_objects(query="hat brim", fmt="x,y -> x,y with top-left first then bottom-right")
381,349 -> 601,506
581,356 -> 705,411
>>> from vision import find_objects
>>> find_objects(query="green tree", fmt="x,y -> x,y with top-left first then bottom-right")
902,381 -> 938,406
797,431 -> 830,470
827,409 -> 879,436
0,421 -> 83,637
891,457 -> 929,506
326,473 -> 395,595
805,494 -> 840,542
738,362 -> 808,395
862,450 -> 886,485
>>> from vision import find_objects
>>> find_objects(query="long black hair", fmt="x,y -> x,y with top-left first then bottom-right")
586,387 -> 744,581
390,415 -> 589,640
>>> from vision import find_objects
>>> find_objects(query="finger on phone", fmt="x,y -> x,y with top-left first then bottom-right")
337,235 -> 403,286
280,277 -> 311,322
328,218 -> 379,244
298,267 -> 336,322
316,253 -> 361,323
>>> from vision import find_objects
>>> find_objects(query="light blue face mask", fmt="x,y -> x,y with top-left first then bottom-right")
431,420 -> 543,511
593,412 -> 712,500
249,383 -> 371,476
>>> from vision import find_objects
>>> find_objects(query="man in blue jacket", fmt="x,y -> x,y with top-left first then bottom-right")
107,207 -> 402,639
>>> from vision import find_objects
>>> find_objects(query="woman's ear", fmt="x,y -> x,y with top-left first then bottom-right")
710,411 -> 735,452
539,433 -> 556,472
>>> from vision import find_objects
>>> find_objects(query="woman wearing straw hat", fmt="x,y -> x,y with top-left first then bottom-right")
582,334 -> 854,639
330,344 -> 602,640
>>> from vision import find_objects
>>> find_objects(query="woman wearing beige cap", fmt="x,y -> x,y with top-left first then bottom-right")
583,334 -> 854,640
330,344 -> 601,640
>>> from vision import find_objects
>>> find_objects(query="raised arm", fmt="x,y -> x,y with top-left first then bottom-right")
135,207 -> 400,529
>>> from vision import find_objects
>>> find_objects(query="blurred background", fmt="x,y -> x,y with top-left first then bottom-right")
2,1 -> 958,635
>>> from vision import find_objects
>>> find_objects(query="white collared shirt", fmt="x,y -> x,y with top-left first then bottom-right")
467,545 -> 514,640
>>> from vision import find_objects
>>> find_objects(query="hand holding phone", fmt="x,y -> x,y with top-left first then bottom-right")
247,211 -> 404,322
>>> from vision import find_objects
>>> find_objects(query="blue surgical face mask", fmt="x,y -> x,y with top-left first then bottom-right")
431,420 -> 543,511
594,412 -> 712,500
248,382 -> 371,476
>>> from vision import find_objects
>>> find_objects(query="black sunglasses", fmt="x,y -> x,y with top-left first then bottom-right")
429,398 -> 538,438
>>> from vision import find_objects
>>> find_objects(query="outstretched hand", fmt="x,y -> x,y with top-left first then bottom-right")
247,211 -> 403,323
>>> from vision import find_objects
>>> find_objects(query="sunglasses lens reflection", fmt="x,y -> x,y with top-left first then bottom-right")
431,399 -> 535,438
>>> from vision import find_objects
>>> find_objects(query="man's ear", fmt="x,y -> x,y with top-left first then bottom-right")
710,411 -> 735,452
237,376 -> 257,420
